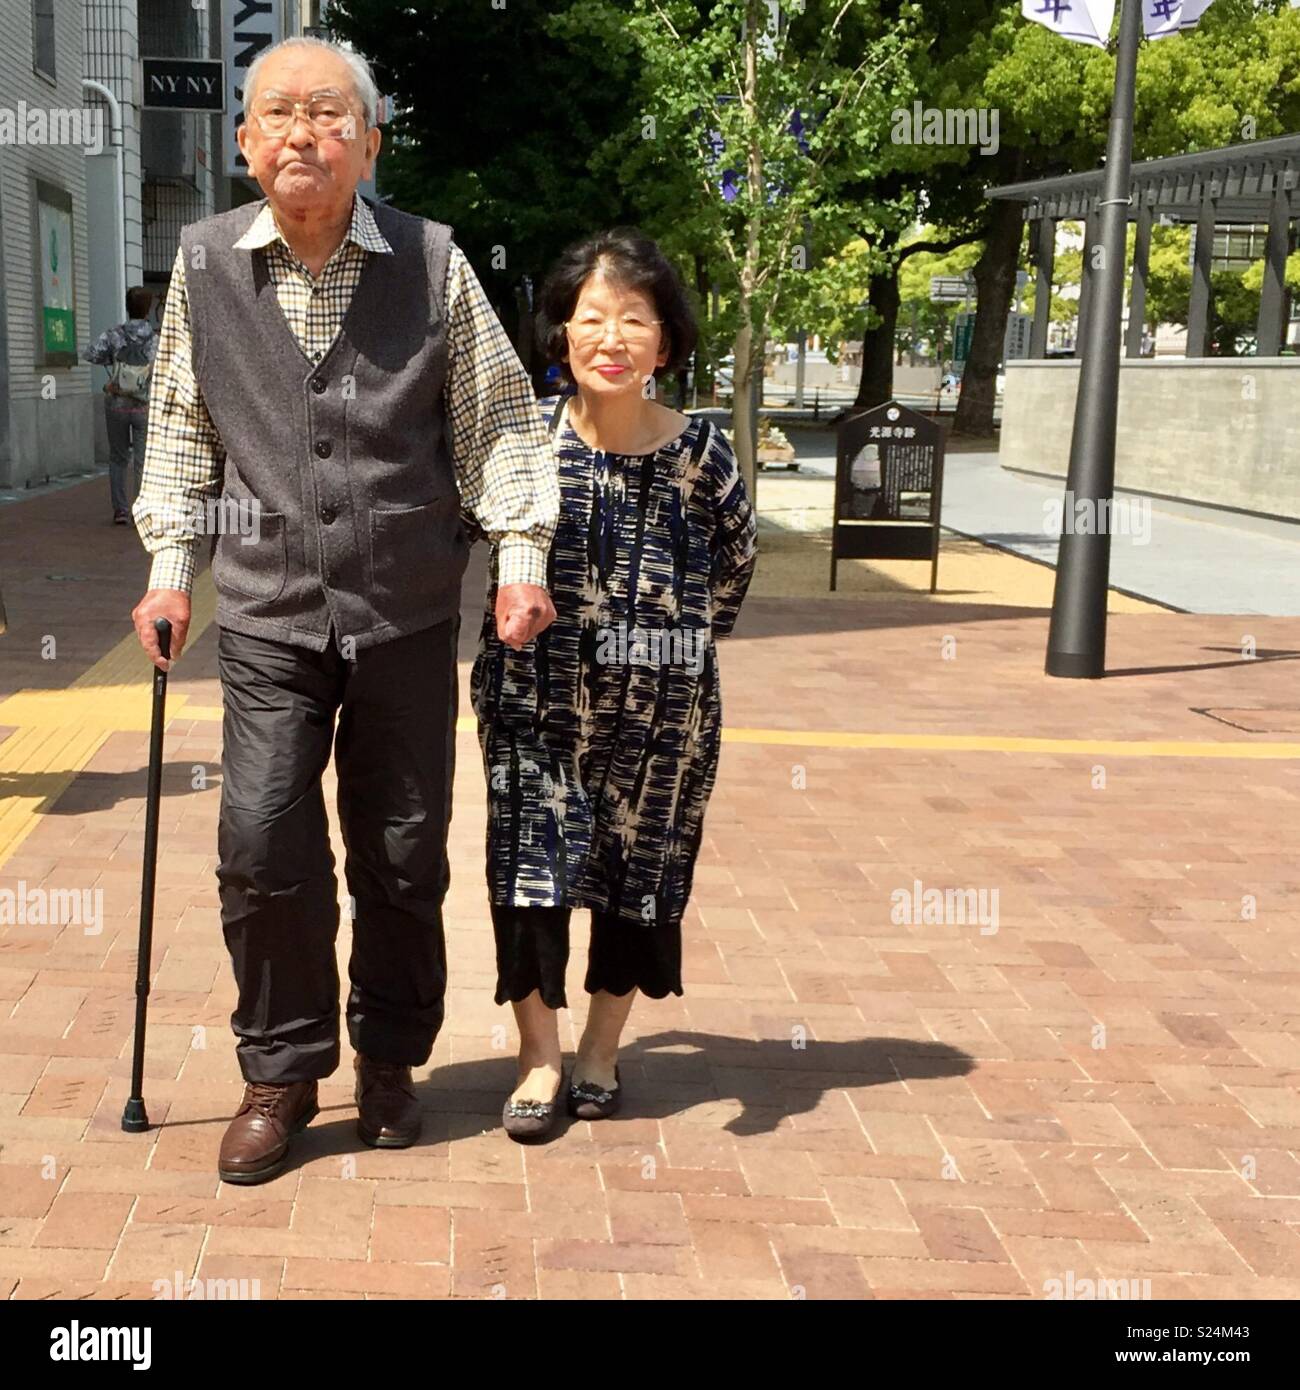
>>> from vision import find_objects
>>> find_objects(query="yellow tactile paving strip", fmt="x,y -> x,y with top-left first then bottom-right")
717,728 -> 1300,759
170,714 -> 1300,760
0,721 -> 110,867
0,572 -> 219,865
0,561 -> 1294,873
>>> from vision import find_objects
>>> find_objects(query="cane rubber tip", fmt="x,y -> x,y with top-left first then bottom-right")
121,1099 -> 150,1133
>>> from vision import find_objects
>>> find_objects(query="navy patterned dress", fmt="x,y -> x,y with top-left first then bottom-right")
471,396 -> 758,937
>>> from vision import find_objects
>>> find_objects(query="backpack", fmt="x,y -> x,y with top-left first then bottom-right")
111,332 -> 154,402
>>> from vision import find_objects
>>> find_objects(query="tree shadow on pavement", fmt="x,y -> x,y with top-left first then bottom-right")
1106,646 -> 1300,678
10,761 -> 219,816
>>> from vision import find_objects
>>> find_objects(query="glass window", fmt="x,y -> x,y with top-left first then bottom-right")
1210,224 -> 1268,274
32,0 -> 56,82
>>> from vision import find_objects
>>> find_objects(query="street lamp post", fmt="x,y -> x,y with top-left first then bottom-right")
1044,0 -> 1142,678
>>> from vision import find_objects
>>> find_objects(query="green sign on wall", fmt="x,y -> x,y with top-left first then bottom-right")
37,186 -> 76,364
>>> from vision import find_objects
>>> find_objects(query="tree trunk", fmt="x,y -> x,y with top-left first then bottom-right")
953,200 -> 1025,438
693,254 -> 708,404
854,230 -> 900,411
514,283 -> 534,376
730,0 -> 762,507
732,318 -> 759,500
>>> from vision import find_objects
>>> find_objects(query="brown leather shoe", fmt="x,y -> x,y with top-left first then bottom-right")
218,1079 -> 318,1185
354,1054 -> 422,1148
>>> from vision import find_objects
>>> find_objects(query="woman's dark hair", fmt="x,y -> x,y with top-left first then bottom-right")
536,227 -> 698,386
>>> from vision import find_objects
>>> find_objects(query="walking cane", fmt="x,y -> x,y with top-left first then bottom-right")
122,617 -> 171,1133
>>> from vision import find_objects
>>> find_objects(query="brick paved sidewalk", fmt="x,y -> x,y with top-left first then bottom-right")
1,477 -> 1298,1300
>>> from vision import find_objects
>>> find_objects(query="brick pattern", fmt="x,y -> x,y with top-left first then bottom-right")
1,478 -> 1299,1298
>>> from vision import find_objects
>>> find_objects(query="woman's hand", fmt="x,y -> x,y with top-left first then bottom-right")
495,583 -> 556,650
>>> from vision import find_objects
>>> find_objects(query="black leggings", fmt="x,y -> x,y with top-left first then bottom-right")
490,903 -> 684,1009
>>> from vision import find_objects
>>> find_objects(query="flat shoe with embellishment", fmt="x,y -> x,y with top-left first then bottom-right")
502,1069 -> 565,1143
567,1065 -> 621,1120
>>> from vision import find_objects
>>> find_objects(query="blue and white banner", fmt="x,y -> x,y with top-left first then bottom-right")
1141,0 -> 1220,41
1022,0 -> 1221,46
1021,0 -> 1116,48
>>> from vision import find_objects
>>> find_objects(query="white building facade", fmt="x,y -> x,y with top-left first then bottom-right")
2,1 -> 354,490
0,0 -> 99,488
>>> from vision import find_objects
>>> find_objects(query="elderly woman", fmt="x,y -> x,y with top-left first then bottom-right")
472,228 -> 757,1140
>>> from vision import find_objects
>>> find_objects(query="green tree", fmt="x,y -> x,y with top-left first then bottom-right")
911,0 -> 1300,432
837,2 -> 1014,418
896,237 -> 983,366
325,0 -> 646,369
556,0 -> 914,497
958,0 -> 1300,403
1143,225 -> 1267,356
1143,226 -> 1193,329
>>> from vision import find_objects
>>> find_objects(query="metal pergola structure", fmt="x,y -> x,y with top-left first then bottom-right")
987,132 -> 1300,359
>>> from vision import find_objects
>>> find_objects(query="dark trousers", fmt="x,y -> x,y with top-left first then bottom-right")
106,398 -> 147,514
490,903 -> 684,1010
216,618 -> 459,1084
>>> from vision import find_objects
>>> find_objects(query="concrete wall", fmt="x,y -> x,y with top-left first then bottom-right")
766,363 -> 942,394
0,0 -> 94,488
769,360 -> 858,389
1000,358 -> 1300,521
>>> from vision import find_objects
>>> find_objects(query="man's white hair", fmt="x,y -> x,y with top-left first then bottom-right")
243,36 -> 379,129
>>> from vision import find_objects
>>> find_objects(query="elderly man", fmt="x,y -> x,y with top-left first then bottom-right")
130,36 -> 558,1184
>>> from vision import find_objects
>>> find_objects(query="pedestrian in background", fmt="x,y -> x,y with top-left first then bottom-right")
82,286 -> 156,524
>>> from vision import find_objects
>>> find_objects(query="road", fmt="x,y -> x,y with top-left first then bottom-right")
763,427 -> 1300,616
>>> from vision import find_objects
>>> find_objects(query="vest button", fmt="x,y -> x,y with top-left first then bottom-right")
311,377 -> 327,394
319,506 -> 336,525
314,440 -> 332,458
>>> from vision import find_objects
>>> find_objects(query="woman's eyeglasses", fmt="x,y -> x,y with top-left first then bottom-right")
251,93 -> 359,139
564,314 -> 663,348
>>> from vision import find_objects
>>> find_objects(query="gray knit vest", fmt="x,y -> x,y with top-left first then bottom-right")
181,196 -> 466,652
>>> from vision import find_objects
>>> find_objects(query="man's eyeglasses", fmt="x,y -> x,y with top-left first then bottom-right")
565,313 -> 663,348
251,92 -> 360,139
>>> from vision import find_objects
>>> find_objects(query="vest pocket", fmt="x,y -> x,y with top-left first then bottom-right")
369,496 -> 465,605
210,510 -> 288,602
